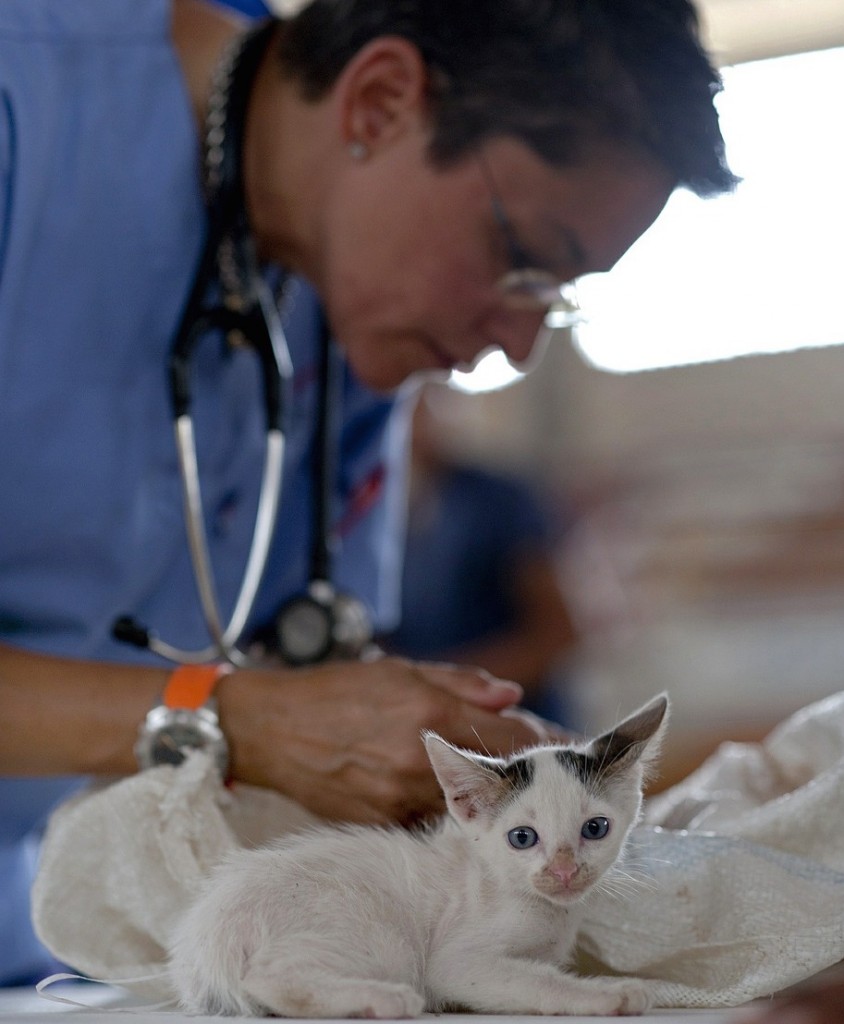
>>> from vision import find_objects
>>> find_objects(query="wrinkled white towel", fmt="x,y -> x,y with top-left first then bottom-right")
579,690 -> 844,1006
32,754 -> 318,995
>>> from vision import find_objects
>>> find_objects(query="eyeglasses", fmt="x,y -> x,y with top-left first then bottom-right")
477,154 -> 582,327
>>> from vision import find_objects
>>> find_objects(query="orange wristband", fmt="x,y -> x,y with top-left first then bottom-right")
162,664 -> 233,711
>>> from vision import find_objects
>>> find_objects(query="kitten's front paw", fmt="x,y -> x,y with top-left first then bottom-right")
604,978 -> 652,1016
243,973 -> 424,1018
347,981 -> 425,1019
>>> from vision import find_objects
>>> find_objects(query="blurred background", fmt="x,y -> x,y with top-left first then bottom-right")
408,0 -> 844,789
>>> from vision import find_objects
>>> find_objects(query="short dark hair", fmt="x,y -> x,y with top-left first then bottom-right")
277,0 -> 737,197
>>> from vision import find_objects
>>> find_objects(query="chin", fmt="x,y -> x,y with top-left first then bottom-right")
533,879 -> 594,906
545,890 -> 586,908
349,365 -> 409,394
340,328 -> 457,393
344,353 -> 444,394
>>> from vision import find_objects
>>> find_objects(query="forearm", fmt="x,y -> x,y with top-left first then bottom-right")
0,643 -> 287,786
0,643 -> 544,825
0,643 -> 168,776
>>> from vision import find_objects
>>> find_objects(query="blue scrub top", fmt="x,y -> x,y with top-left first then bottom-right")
225,0 -> 271,14
0,0 -> 410,983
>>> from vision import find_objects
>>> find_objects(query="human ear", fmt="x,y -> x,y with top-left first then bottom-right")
335,36 -> 430,155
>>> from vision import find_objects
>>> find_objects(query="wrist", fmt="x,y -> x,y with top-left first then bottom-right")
135,663 -> 233,776
215,665 -> 304,791
214,666 -> 273,786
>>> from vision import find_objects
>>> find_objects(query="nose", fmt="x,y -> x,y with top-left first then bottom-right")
483,308 -> 548,367
548,848 -> 580,886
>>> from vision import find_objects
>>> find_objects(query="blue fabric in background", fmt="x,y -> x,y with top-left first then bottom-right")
387,465 -> 574,724
0,780 -> 87,986
221,0 -> 270,15
389,466 -> 550,659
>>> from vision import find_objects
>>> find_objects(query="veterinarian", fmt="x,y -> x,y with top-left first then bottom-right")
0,0 -> 736,985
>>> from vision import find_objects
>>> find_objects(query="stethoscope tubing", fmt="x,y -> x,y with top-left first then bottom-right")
113,21 -> 366,667
153,416 -> 284,667
150,270 -> 292,665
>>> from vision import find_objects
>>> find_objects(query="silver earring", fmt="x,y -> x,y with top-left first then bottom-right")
349,140 -> 369,161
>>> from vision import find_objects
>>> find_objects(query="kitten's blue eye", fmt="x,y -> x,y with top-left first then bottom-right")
581,817 -> 610,840
507,826 -> 539,850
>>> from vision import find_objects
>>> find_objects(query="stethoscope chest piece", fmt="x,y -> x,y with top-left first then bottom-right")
274,579 -> 373,667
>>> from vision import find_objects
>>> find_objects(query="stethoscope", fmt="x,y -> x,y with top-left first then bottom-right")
112,20 -> 372,668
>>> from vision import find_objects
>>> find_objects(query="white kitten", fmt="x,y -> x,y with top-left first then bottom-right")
169,694 -> 668,1017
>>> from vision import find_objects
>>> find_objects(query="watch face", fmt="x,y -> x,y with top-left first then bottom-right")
137,707 -> 228,777
149,723 -> 208,766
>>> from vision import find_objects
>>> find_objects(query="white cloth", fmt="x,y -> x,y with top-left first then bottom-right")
31,754 -> 317,995
579,690 -> 844,1007
32,693 -> 844,1007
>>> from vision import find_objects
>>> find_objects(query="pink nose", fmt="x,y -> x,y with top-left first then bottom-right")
551,864 -> 578,885
549,857 -> 580,886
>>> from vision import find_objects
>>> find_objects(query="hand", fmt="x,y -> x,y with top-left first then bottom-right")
739,967 -> 844,1024
219,656 -> 553,825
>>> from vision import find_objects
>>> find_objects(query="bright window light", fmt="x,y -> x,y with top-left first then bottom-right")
574,47 -> 844,374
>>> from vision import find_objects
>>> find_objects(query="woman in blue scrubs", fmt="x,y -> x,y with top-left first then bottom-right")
0,0 -> 736,983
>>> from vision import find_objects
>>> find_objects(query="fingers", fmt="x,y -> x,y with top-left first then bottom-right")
413,660 -> 523,709
446,707 -> 548,759
409,661 -> 575,753
500,706 -> 554,739
263,729 -> 443,826
224,658 -> 558,827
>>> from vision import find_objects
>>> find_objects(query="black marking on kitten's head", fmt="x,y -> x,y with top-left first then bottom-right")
424,695 -> 667,826
554,748 -> 601,786
554,738 -> 640,789
490,754 -> 536,795
556,694 -> 669,790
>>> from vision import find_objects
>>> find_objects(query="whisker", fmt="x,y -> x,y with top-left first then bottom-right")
592,869 -> 656,905
470,726 -> 494,761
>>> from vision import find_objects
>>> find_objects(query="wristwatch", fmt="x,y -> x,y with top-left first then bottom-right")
135,664 -> 233,777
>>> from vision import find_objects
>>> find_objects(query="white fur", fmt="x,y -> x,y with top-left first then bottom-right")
168,695 -> 668,1017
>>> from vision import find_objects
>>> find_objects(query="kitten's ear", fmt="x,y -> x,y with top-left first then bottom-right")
423,732 -> 509,823
587,693 -> 669,779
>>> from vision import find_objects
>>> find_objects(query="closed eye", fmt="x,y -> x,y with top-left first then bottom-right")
581,817 -> 610,840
